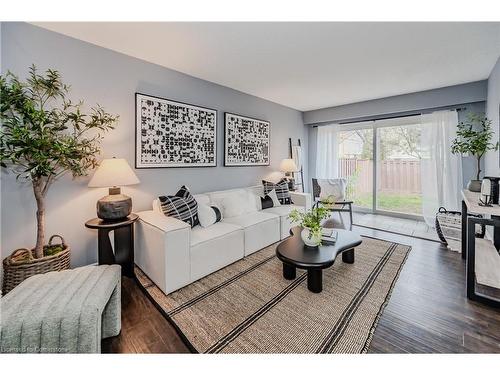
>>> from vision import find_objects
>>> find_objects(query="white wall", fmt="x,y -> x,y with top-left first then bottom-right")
485,56 -> 500,176
1,23 -> 308,267
303,81 -> 487,125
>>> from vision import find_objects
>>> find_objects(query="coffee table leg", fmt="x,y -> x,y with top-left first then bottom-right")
342,248 -> 355,264
307,269 -> 322,293
283,263 -> 296,280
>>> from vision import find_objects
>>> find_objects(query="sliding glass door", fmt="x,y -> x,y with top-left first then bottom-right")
337,124 -> 373,211
332,116 -> 423,218
375,118 -> 423,216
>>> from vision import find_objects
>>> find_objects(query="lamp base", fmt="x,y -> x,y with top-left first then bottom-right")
284,173 -> 296,192
97,188 -> 132,221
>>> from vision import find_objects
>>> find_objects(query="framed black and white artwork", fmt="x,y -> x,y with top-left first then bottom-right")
135,93 -> 217,168
224,112 -> 270,166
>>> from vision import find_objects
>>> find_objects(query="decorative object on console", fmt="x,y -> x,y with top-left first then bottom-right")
263,179 -> 292,204
88,158 -> 140,221
224,112 -> 270,166
0,66 -> 117,292
479,179 -> 492,207
288,205 -> 330,247
135,93 -> 217,168
451,112 -> 499,192
198,204 -> 223,228
159,185 -> 199,227
280,158 -> 299,191
484,176 -> 500,204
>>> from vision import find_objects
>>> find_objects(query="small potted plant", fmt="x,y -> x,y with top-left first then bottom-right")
288,206 -> 330,247
0,66 -> 118,293
451,113 -> 499,192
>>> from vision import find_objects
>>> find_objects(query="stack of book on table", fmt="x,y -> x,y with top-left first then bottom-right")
321,227 -> 338,245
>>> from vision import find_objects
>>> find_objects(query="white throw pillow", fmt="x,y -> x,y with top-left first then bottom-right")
267,189 -> 281,207
246,191 -> 261,212
198,204 -> 223,228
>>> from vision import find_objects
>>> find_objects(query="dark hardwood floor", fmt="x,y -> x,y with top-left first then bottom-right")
102,226 -> 500,353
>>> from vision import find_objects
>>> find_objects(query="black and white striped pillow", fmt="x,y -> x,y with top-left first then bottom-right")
262,179 -> 292,205
159,185 -> 199,227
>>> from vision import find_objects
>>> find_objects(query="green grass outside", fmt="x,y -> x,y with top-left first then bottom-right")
352,192 -> 422,215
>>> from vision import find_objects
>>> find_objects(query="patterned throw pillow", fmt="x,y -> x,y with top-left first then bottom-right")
198,204 -> 223,228
262,179 -> 292,205
159,185 -> 199,227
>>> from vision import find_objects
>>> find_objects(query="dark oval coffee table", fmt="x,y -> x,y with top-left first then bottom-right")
276,226 -> 362,293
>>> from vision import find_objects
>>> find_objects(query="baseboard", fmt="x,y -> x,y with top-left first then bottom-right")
353,223 -> 442,243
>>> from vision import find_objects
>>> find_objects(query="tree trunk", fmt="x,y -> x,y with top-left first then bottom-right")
33,178 -> 45,258
476,156 -> 482,181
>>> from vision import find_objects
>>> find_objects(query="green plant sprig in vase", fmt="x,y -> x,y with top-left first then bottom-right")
288,206 -> 330,247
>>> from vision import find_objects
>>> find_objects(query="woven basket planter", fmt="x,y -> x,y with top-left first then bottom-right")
435,207 -> 485,247
2,235 -> 70,294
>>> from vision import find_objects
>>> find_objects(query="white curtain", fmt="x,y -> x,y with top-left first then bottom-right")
420,110 -> 462,226
316,124 -> 339,178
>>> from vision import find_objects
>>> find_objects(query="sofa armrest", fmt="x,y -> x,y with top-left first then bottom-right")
137,210 -> 190,232
290,192 -> 312,210
135,210 -> 191,294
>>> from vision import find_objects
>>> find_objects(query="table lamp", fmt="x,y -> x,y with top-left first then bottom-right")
88,158 -> 140,221
280,158 -> 299,191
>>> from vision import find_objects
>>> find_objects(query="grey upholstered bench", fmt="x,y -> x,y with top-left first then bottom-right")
1,264 -> 121,353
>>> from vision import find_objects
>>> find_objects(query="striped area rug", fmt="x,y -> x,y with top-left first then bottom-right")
136,236 -> 411,353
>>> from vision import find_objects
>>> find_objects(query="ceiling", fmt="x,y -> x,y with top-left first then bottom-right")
33,22 -> 500,111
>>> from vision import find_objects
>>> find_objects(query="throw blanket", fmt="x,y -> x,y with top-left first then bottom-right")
1,265 -> 121,353
317,178 -> 347,201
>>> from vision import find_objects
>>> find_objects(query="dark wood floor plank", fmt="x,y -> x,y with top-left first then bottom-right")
103,226 -> 500,353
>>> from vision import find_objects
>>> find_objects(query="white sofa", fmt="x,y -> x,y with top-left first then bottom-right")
135,185 -> 311,295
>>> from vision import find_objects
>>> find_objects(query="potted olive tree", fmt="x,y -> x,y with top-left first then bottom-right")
1,66 -> 118,293
451,113 -> 499,192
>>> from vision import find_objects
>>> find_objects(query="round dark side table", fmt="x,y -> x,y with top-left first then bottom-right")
85,213 -> 139,278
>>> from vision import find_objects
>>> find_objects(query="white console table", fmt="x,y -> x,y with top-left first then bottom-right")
461,189 -> 500,307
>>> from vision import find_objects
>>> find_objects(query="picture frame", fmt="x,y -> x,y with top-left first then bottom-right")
135,93 -> 217,168
224,112 -> 270,166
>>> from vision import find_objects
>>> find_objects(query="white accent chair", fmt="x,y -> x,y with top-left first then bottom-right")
135,185 -> 311,295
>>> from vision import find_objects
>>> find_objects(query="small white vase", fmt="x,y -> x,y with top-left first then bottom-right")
301,227 -> 321,247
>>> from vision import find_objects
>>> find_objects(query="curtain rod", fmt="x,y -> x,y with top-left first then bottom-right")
311,104 -> 469,128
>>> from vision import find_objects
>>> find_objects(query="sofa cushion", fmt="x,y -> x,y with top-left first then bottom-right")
159,185 -> 199,227
264,204 -> 305,217
260,194 -> 274,210
224,211 -> 279,228
190,222 -> 242,247
264,204 -> 306,240
210,189 -> 257,218
198,204 -> 223,228
263,179 -> 292,204
193,193 -> 210,206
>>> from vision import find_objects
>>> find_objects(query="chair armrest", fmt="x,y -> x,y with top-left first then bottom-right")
137,210 -> 190,232
290,192 -> 312,210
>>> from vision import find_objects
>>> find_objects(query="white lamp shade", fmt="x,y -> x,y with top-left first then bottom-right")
88,158 -> 140,188
280,158 -> 299,173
